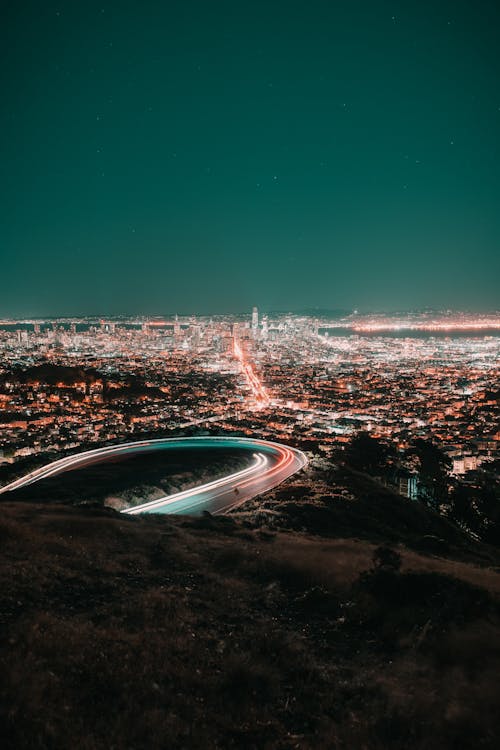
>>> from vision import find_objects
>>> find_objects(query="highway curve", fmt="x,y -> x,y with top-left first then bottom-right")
0,437 -> 307,515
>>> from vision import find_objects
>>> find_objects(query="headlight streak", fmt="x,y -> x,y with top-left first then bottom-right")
0,437 -> 308,516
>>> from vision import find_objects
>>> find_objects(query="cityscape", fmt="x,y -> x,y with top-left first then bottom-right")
1,308 -> 498,491
2,0 -> 500,747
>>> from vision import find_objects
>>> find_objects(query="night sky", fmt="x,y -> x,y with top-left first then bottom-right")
1,0 -> 499,316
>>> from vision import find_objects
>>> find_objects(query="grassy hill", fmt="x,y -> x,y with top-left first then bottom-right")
1,473 -> 500,749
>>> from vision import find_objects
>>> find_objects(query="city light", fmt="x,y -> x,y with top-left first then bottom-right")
0,309 -> 498,481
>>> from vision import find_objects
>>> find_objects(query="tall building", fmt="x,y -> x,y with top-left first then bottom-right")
261,316 -> 268,339
398,473 -> 419,500
191,325 -> 201,348
252,306 -> 259,335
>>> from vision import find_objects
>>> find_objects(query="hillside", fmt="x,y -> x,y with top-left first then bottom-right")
1,478 -> 500,749
232,462 -> 499,565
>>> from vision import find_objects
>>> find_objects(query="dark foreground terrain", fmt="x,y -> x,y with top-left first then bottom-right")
1,473 -> 500,750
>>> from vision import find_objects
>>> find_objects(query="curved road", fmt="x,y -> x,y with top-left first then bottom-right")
0,437 -> 307,516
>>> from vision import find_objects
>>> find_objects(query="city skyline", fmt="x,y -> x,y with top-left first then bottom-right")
1,306 -> 498,485
2,1 -> 500,316
1,306 -> 500,323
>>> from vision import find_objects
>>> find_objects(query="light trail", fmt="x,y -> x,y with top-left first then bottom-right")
125,453 -> 268,514
233,339 -> 270,408
0,437 -> 308,516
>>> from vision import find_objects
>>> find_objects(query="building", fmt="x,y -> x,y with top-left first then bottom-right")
452,455 -> 480,475
252,306 -> 259,336
398,472 -> 419,500
191,325 -> 201,348
261,316 -> 268,339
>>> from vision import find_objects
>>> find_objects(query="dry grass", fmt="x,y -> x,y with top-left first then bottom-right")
1,502 -> 499,749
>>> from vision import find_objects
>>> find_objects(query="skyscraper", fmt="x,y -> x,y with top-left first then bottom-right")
252,306 -> 258,336
191,325 -> 201,348
262,316 -> 268,339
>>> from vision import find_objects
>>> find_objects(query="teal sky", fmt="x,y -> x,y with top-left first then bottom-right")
1,0 -> 499,316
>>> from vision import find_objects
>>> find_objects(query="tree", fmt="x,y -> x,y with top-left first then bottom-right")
476,482 -> 500,546
448,484 -> 479,534
344,432 -> 394,475
410,439 -> 451,509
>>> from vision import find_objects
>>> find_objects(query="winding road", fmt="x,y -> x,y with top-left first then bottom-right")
0,437 -> 307,515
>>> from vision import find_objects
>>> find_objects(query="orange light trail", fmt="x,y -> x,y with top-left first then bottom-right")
233,339 -> 270,408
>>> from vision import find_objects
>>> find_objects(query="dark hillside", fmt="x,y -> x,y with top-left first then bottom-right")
1,501 -> 500,749
233,464 -> 499,566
